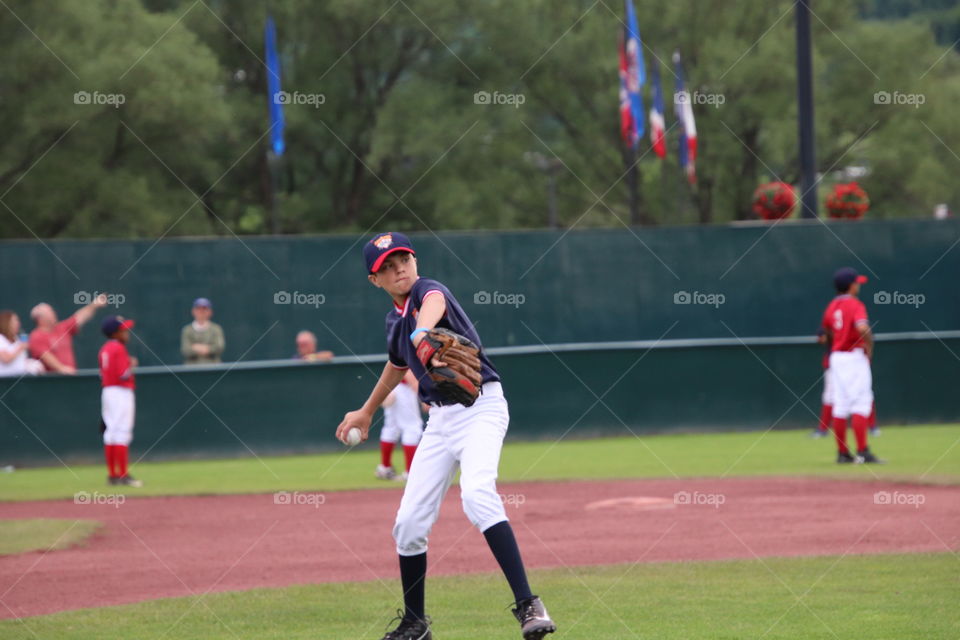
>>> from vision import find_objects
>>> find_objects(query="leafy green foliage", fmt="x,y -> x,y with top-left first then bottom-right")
0,0 -> 958,237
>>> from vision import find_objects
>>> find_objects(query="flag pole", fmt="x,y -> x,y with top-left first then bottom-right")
796,0 -> 818,218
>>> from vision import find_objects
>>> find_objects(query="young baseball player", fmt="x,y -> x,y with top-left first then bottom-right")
99,315 -> 142,486
820,268 -> 882,464
336,232 -> 556,640
376,369 -> 424,481
811,327 -> 833,438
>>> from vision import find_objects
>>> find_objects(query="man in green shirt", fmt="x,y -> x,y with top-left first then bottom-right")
180,298 -> 225,365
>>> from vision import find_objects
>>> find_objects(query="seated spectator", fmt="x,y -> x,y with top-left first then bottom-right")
0,311 -> 44,377
180,298 -> 225,365
29,296 -> 107,374
293,330 -> 334,362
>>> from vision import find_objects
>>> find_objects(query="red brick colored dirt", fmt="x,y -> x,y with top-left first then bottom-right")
1,477 -> 957,618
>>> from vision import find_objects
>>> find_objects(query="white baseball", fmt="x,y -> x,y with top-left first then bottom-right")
345,427 -> 362,446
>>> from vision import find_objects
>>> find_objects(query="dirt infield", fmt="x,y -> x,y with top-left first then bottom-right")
1,476 -> 957,619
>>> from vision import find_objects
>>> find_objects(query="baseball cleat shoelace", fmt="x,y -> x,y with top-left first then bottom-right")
379,610 -> 431,640
512,596 -> 556,640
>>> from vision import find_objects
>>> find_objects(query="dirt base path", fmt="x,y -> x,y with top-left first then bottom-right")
1,477 -> 957,619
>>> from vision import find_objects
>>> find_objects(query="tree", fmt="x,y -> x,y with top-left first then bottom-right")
0,0 -> 233,239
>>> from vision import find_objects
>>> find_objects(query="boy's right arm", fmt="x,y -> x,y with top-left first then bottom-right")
335,362 -> 406,443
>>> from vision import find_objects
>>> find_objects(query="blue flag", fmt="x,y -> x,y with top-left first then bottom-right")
265,15 -> 285,156
624,0 -> 645,142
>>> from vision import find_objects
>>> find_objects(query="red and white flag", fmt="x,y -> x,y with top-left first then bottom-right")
649,62 -> 666,158
673,50 -> 698,183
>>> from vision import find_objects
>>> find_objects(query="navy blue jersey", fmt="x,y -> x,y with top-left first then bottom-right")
386,277 -> 499,405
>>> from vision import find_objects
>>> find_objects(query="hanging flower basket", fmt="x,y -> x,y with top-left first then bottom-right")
826,182 -> 869,219
752,181 -> 796,220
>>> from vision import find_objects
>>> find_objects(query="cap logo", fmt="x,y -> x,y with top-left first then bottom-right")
373,234 -> 393,250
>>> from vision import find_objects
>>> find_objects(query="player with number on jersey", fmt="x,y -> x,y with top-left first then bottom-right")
820,268 -> 883,464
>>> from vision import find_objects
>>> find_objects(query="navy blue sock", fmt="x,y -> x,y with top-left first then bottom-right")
483,521 -> 533,602
398,552 -> 427,622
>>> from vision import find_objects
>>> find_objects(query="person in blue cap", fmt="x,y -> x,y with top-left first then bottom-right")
180,298 -> 225,365
336,232 -> 556,640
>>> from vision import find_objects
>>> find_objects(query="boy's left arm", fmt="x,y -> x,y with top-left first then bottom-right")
411,293 -> 447,365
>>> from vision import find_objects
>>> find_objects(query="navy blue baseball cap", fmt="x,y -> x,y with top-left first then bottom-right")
834,267 -> 868,290
192,297 -> 212,308
101,315 -> 135,337
364,232 -> 415,273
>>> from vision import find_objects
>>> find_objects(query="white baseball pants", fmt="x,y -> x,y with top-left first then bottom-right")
381,383 -> 424,446
821,367 -> 834,406
101,386 -> 135,446
829,349 -> 873,419
393,382 -> 509,556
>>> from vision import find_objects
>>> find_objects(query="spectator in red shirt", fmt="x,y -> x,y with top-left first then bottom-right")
28,295 -> 108,374
99,315 -> 142,488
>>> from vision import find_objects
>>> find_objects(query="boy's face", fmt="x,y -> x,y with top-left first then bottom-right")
368,251 -> 418,297
113,328 -> 130,344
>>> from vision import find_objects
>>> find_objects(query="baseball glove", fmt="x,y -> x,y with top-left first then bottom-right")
415,328 -> 483,406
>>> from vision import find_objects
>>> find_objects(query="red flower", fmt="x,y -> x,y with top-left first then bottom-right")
752,182 -> 797,220
826,182 -> 870,219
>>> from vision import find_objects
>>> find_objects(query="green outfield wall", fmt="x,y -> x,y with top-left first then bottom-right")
1,332 -> 957,466
1,219 -> 957,465
0,218 -> 956,369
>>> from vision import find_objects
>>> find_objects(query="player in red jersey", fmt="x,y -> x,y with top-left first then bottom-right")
98,315 -> 142,487
820,268 -> 883,464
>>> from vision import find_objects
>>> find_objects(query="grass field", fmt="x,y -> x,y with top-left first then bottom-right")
1,553 -> 956,639
2,425 -> 956,638
0,519 -> 100,555
1,424 -> 958,502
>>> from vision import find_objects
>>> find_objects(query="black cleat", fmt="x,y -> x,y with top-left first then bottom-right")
117,475 -> 143,487
512,596 -> 556,640
856,449 -> 885,464
837,452 -> 856,464
108,476 -> 120,486
380,611 -> 431,640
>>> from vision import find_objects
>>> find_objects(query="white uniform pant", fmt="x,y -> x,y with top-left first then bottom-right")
102,387 -> 135,446
393,382 -> 509,556
381,383 -> 424,446
829,350 -> 873,419
821,367 -> 834,406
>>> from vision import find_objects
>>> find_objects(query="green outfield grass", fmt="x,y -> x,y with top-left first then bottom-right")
0,519 -> 101,555
1,424 -> 958,502
1,553 -> 956,639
